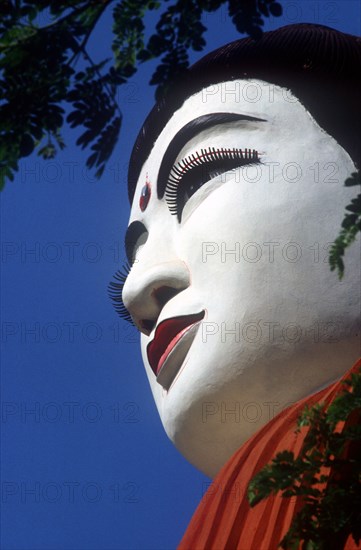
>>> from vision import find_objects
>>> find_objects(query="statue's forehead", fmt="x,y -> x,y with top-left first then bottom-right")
138,80 -> 301,168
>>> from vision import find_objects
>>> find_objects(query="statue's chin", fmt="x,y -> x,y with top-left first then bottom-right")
162,334 -> 360,479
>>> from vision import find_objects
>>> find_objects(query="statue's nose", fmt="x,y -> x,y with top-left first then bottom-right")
122,259 -> 190,335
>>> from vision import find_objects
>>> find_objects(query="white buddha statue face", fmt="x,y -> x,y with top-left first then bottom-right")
122,80 -> 360,478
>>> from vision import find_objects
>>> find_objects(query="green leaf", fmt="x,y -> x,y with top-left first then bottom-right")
19,133 -> 34,156
345,172 -> 361,187
269,3 -> 283,17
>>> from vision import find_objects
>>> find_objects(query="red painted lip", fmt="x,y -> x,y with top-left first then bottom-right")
147,312 -> 205,377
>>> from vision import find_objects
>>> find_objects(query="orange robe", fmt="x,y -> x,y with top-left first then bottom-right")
179,360 -> 361,550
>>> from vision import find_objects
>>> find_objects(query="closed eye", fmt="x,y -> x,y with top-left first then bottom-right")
165,147 -> 260,222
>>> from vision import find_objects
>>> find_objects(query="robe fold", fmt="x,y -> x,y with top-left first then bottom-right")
179,359 -> 361,550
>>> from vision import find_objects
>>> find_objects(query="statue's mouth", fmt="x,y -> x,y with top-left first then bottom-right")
147,311 -> 205,389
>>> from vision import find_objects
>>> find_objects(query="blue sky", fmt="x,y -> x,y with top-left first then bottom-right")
1,2 -> 360,549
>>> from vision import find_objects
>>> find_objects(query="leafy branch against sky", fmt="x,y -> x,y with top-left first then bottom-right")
0,0 -> 282,188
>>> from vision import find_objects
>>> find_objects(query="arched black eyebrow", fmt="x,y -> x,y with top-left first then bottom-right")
125,221 -> 147,264
157,112 -> 265,199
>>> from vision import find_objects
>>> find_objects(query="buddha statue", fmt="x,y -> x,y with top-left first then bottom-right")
111,24 -> 361,549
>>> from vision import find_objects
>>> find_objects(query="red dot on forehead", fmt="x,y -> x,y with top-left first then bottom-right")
139,175 -> 151,212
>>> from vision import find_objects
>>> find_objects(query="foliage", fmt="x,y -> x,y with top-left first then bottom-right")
248,368 -> 361,549
0,0 -> 283,189
329,171 -> 361,279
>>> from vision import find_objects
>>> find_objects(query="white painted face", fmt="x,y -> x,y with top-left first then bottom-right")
122,80 -> 360,478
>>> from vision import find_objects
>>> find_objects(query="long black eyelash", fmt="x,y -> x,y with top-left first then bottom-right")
165,147 -> 259,216
108,263 -> 134,325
